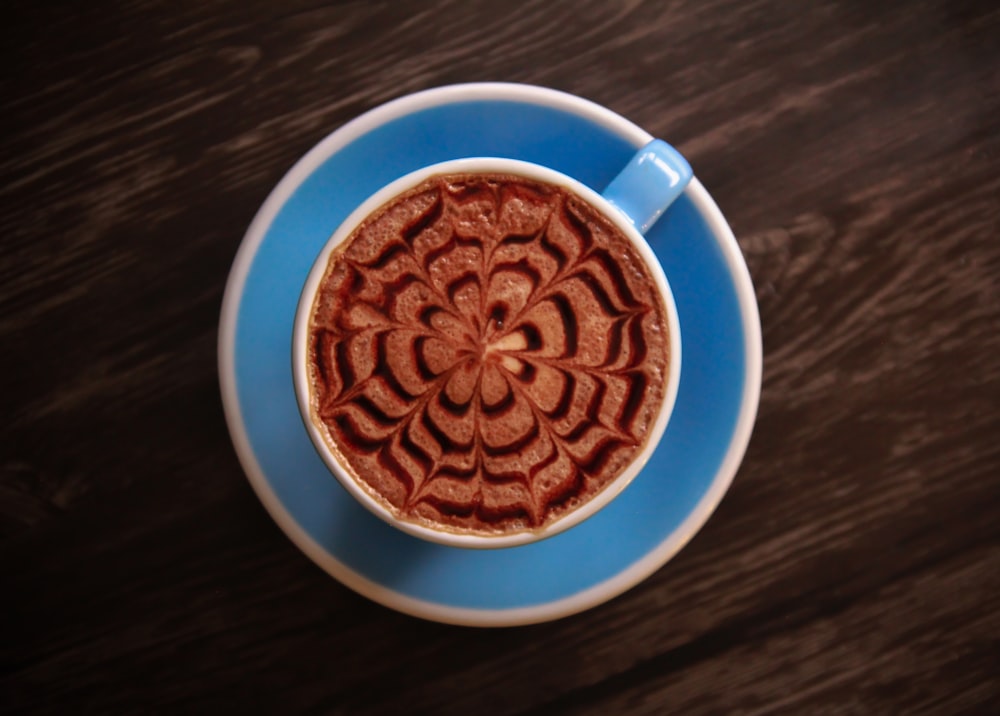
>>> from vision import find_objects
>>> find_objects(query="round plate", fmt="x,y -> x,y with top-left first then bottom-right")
218,83 -> 762,627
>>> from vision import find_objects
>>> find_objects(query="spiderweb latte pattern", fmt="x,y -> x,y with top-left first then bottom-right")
308,173 -> 669,535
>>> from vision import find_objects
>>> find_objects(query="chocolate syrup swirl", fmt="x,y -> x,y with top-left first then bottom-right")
307,173 -> 670,535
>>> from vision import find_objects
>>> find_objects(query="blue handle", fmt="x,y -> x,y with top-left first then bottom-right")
602,140 -> 693,235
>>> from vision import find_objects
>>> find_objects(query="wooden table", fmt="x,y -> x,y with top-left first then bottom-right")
4,1 -> 998,713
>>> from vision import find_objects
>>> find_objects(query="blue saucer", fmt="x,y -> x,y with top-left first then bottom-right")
218,84 -> 761,626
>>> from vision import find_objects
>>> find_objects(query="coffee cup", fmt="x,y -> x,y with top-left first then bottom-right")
292,142 -> 690,548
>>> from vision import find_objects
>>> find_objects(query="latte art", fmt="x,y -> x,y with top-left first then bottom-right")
307,173 -> 669,535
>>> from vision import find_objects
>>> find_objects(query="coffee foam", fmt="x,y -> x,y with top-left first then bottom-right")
308,173 -> 669,535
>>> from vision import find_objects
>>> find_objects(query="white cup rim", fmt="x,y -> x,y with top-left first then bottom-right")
292,157 -> 682,549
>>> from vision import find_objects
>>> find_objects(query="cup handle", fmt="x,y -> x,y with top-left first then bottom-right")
602,140 -> 693,236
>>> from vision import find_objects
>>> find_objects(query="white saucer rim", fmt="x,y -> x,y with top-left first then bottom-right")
217,82 -> 762,627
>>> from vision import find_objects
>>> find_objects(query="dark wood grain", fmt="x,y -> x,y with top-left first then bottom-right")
2,0 -> 999,713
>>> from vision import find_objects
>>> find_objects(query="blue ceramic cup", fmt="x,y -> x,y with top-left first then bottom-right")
293,147 -> 693,549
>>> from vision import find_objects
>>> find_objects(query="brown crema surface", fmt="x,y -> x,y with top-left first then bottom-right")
307,173 -> 669,535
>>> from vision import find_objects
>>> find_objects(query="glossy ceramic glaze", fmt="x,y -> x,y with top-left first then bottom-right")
218,83 -> 762,626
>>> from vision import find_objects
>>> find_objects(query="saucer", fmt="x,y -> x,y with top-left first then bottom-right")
218,83 -> 762,627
